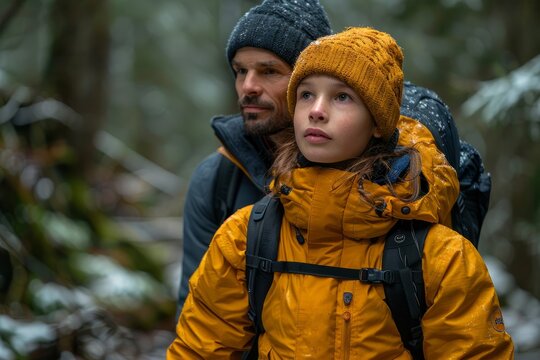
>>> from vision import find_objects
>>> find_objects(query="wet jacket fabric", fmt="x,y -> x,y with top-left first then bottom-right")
178,114 -> 270,312
168,116 -> 514,359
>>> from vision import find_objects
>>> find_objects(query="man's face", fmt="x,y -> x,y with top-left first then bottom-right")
231,47 -> 293,136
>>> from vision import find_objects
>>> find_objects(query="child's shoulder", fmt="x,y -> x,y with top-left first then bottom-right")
210,205 -> 254,269
222,204 -> 253,228
425,223 -> 476,252
423,223 -> 485,296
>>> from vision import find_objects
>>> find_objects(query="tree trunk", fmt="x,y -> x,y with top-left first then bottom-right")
44,0 -> 110,177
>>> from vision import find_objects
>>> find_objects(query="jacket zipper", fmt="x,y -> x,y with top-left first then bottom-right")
342,292 -> 353,359
343,312 -> 351,359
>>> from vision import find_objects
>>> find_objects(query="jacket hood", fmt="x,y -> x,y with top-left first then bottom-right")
275,115 -> 459,241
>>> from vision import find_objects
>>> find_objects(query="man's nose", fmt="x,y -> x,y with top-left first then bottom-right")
242,72 -> 262,96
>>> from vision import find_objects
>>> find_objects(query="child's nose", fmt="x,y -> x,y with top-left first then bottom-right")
309,99 -> 327,122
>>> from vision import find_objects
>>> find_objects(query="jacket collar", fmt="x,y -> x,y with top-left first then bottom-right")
275,115 -> 459,242
211,114 -> 273,190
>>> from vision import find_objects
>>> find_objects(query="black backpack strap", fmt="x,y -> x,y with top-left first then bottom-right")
213,155 -> 243,224
246,256 -> 412,284
383,220 -> 430,360
244,194 -> 283,359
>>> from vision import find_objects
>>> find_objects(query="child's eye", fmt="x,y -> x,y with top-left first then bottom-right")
336,93 -> 351,102
299,91 -> 313,100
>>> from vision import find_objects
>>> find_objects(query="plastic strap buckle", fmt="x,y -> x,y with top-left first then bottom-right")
359,268 -> 395,284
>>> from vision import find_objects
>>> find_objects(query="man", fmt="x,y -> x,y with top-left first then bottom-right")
178,0 -> 332,312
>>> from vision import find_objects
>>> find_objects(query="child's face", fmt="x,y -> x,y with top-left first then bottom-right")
294,74 -> 381,164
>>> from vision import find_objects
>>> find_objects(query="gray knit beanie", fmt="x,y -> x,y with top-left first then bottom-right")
226,0 -> 332,68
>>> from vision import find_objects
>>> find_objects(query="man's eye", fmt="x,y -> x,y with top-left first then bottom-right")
264,68 -> 277,75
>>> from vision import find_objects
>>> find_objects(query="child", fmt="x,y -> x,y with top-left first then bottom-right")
167,27 -> 514,359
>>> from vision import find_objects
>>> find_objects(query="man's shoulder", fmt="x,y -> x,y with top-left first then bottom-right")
193,151 -> 224,176
189,150 -> 244,191
186,152 -> 228,198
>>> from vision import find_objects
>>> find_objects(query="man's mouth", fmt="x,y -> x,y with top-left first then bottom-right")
242,105 -> 268,114
240,96 -> 272,115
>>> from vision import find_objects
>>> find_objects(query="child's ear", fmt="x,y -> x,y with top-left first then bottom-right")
373,127 -> 382,139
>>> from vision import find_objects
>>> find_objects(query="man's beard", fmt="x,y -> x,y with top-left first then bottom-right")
243,112 -> 290,136
240,96 -> 290,136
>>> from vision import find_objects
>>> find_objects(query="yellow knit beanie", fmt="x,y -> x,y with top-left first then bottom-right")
287,27 -> 404,140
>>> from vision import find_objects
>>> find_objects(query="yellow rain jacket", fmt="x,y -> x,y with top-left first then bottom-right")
168,117 -> 514,359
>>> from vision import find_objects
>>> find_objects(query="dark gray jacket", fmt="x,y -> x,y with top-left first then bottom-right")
178,114 -> 272,311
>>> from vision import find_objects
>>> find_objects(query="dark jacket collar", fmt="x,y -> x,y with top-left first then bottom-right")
211,114 -> 273,190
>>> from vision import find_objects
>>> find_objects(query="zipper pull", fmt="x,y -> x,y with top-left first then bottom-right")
343,292 -> 353,306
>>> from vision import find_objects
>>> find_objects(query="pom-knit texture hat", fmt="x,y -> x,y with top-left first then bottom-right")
226,0 -> 331,67
287,27 -> 404,140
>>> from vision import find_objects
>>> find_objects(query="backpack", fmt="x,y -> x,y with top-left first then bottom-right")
399,82 -> 491,247
241,82 -> 492,360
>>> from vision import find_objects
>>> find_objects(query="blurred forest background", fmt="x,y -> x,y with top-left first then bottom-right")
0,0 -> 539,359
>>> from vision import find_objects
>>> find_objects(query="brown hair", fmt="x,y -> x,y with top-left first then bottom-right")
270,126 -> 422,206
